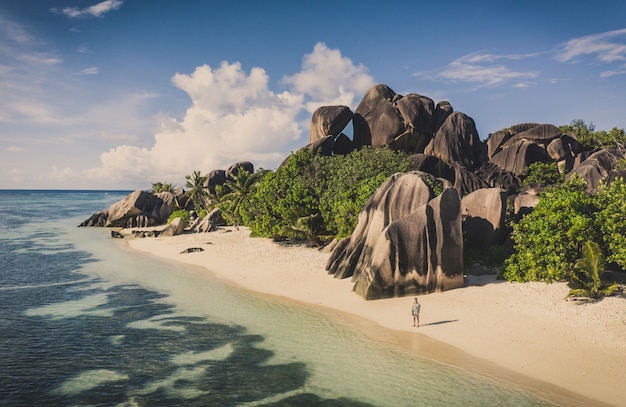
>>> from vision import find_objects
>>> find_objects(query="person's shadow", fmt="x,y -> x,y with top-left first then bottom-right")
421,319 -> 458,327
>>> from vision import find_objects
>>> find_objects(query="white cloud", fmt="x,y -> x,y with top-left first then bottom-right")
600,64 -> 626,78
52,0 -> 124,19
77,67 -> 99,75
82,43 -> 370,188
282,42 -> 375,112
556,28 -> 626,63
416,52 -> 539,87
5,146 -> 25,152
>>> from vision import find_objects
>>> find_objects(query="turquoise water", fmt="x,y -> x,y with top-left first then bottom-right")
0,190 -> 557,406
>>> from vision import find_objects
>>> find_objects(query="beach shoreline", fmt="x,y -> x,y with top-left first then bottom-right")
124,227 -> 626,407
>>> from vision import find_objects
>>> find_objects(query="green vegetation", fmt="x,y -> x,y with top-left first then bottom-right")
596,177 -> 626,270
504,175 -> 599,282
521,161 -> 564,188
218,167 -> 263,227
567,241 -> 618,299
151,181 -> 175,193
560,119 -> 626,150
185,170 -> 209,212
504,172 -> 625,297
241,147 -> 411,240
167,209 -> 190,225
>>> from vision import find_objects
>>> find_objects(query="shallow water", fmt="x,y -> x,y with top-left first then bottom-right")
0,190 -> 556,406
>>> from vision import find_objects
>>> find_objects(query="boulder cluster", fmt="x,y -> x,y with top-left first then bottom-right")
312,84 -> 625,299
81,82 -> 625,301
79,161 -> 254,235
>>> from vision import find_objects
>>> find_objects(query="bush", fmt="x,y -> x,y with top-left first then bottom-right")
241,147 -> 411,239
503,175 -> 600,282
521,162 -> 564,188
167,209 -> 190,225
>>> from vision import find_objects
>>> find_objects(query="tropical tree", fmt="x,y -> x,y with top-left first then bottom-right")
185,170 -> 209,212
567,241 -> 618,299
220,167 -> 262,227
151,181 -> 175,193
278,212 -> 328,246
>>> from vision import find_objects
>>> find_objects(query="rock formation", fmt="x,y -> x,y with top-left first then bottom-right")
460,188 -> 507,249
424,112 -> 485,170
105,190 -> 175,227
309,105 -> 353,143
326,172 -> 467,299
351,188 -> 464,299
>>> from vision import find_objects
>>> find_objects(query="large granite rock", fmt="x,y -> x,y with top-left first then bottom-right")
309,105 -> 353,143
226,161 -> 254,180
502,123 -> 562,149
352,84 -> 437,153
424,112 -> 485,170
567,148 -> 626,193
79,210 -> 109,227
475,162 -> 521,195
105,190 -> 175,227
489,139 -> 550,176
353,188 -> 464,299
326,172 -> 442,280
408,154 -> 489,196
161,217 -> 186,237
461,188 -> 507,249
205,169 -> 226,194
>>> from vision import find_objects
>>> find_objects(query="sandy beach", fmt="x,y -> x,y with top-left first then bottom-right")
126,227 -> 626,407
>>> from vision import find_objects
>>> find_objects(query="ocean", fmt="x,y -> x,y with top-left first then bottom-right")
0,190 -> 556,406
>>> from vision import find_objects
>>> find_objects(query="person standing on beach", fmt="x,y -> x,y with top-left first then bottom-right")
412,297 -> 420,327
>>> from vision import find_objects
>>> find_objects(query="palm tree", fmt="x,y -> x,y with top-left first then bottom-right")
567,241 -> 618,299
278,212 -> 328,247
150,181 -> 175,193
185,170 -> 209,212
221,167 -> 261,228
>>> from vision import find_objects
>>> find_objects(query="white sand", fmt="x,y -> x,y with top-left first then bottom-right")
126,227 -> 626,407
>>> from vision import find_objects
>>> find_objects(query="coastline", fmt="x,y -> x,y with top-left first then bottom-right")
124,227 -> 626,407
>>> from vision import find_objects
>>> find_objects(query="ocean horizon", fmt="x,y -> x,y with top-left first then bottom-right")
0,190 -> 556,406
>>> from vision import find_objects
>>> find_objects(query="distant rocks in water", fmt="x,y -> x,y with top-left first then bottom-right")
110,230 -> 124,239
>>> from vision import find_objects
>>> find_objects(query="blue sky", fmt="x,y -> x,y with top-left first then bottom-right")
1,0 -> 626,189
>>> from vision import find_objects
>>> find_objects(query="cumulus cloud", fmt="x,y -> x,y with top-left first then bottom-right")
556,28 -> 626,63
52,0 -> 123,19
282,42 -> 374,112
84,43 -> 372,187
416,52 -> 539,87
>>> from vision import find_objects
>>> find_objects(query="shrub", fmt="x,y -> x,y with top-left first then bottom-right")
503,175 -> 600,282
168,209 -> 190,225
241,147 -> 411,240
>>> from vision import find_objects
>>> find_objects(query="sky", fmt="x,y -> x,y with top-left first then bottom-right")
1,0 -> 626,190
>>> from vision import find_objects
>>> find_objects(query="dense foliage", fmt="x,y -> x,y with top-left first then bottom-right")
521,161 -> 564,188
167,209 -> 191,225
504,174 -> 626,283
504,175 -> 599,282
241,147 -> 411,239
560,119 -> 626,150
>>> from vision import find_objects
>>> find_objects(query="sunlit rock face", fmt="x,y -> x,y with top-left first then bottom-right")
460,188 -> 507,250
309,105 -> 353,144
424,112 -> 486,170
353,187 -> 464,300
352,84 -> 439,153
105,190 -> 175,227
326,172 -> 464,300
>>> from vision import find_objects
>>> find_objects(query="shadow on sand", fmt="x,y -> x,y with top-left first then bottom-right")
421,319 -> 458,327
